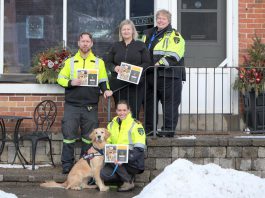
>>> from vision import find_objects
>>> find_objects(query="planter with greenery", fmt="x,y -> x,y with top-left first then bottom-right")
30,45 -> 72,84
234,36 -> 265,131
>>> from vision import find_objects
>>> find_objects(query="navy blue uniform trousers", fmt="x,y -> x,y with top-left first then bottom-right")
61,103 -> 98,170
144,74 -> 182,132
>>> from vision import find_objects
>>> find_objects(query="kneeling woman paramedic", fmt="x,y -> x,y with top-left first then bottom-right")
100,100 -> 146,192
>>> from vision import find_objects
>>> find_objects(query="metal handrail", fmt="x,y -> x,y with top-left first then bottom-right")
105,66 -> 265,135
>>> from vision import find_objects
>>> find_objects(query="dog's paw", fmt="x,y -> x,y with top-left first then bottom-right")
86,184 -> 97,189
71,186 -> 82,191
99,185 -> 109,192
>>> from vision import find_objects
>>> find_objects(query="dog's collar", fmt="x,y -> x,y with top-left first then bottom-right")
92,146 -> 104,155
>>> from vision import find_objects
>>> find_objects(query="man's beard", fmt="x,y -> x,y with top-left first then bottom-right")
80,47 -> 90,54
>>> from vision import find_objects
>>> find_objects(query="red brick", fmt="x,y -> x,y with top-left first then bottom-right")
0,101 -> 17,107
40,96 -> 57,101
9,96 -> 25,101
17,101 -> 34,107
15,112 -> 30,117
247,23 -> 262,28
0,96 -> 8,101
25,96 -> 41,101
0,107 -> 8,111
10,107 -> 25,112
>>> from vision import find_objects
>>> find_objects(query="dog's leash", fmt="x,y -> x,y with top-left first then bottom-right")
108,164 -> 119,177
86,165 -> 118,186
83,146 -> 119,178
100,163 -> 119,178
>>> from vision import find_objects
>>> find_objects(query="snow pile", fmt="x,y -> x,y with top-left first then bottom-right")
0,191 -> 17,198
135,159 -> 265,198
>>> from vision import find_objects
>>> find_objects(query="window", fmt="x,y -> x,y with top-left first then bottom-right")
130,0 -> 154,37
180,0 -> 218,41
4,0 -> 63,74
67,0 -> 125,59
2,0 -> 125,76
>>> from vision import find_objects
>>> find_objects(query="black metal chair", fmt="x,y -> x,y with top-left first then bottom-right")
19,100 -> 57,170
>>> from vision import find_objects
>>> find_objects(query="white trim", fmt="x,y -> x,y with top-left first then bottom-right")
230,0 -> 239,114
218,58 -> 228,67
232,0 -> 239,68
0,0 -> 4,74
126,0 -> 130,19
172,0 -> 178,28
0,84 -> 64,94
168,0 -> 178,29
227,0 -> 238,67
63,0 -> 67,47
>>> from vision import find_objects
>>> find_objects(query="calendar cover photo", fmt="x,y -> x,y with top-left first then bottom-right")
104,144 -> 129,163
117,62 -> 143,85
77,69 -> 98,86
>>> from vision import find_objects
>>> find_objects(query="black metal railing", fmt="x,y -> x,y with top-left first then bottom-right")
106,66 -> 265,136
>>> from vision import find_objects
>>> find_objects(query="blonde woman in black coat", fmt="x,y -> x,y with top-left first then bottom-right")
106,19 -> 150,119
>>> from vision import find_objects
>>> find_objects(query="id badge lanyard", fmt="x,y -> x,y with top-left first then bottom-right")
147,30 -> 164,50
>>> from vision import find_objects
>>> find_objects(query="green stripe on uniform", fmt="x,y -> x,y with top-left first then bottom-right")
82,137 -> 92,144
63,139 -> 76,144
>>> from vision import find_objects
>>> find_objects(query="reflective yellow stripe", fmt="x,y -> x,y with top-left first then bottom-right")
82,137 -> 92,144
95,57 -> 99,68
154,50 -> 181,61
128,121 -> 136,146
58,74 -> 69,80
70,57 -> 75,79
98,78 -> 108,83
134,143 -> 146,149
63,139 -> 76,144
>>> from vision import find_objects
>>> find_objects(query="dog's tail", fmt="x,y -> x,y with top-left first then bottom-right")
40,181 -> 67,188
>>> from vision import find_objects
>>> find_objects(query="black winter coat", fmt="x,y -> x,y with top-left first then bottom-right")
105,40 -> 151,90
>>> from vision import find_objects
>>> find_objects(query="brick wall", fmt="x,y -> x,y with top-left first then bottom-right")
0,94 -> 112,135
239,0 -> 265,65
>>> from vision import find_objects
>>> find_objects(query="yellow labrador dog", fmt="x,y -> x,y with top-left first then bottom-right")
40,128 -> 110,191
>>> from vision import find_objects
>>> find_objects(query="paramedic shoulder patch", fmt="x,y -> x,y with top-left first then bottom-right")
174,37 -> 180,44
138,128 -> 145,135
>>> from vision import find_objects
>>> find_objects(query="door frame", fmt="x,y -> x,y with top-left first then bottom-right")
154,0 -> 238,68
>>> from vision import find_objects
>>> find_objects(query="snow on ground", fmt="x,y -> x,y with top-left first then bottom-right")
0,164 -> 52,197
0,164 -> 51,170
177,136 -> 196,140
234,136 -> 265,138
0,191 -> 17,198
135,159 -> 265,198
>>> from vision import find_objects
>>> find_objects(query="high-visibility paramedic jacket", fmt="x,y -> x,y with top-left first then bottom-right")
57,50 -> 109,107
107,113 -> 146,171
142,25 -> 186,81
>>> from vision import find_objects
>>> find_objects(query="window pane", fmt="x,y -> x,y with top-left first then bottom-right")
181,12 -> 217,41
130,0 -> 154,36
181,0 -> 217,9
67,0 -> 125,59
4,0 -> 63,74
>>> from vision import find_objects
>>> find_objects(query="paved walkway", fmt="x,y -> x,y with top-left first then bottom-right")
0,182 -> 141,198
0,166 -> 142,198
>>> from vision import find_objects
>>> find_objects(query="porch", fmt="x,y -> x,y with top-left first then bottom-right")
1,66 -> 265,185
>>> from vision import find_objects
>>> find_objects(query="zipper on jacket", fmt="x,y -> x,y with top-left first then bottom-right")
124,47 -> 128,62
118,119 -> 122,141
83,59 -> 86,68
